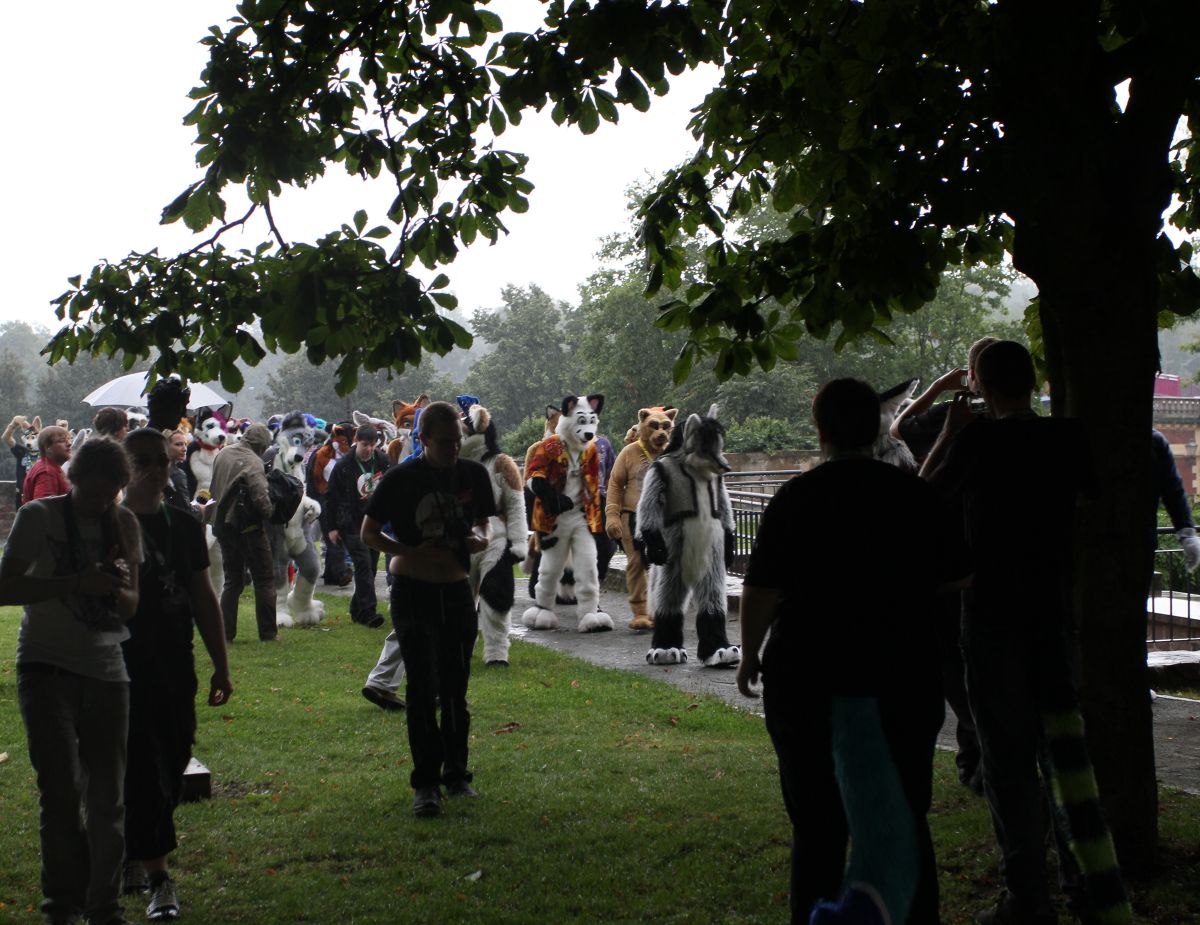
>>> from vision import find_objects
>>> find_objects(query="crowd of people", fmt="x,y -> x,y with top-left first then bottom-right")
0,343 -> 1175,924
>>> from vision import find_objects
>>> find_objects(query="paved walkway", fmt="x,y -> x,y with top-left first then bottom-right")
334,565 -> 1200,795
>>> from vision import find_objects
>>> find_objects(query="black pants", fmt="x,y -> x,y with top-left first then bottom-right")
216,524 -> 277,641
322,533 -> 349,582
936,592 -> 979,778
124,662 -> 196,861
764,685 -> 944,925
390,576 -> 478,789
342,532 -> 380,624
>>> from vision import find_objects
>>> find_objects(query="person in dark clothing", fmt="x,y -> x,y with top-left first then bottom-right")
738,378 -> 968,925
324,424 -> 390,628
891,336 -> 1000,790
923,341 -> 1118,925
120,429 -> 232,921
1151,428 -> 1200,570
163,429 -> 194,514
361,402 -> 495,818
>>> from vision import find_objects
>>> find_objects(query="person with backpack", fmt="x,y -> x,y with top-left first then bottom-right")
203,423 -> 279,642
323,424 -> 390,628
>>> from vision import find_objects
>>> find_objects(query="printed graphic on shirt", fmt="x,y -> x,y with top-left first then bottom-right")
414,490 -> 465,542
357,470 -> 382,500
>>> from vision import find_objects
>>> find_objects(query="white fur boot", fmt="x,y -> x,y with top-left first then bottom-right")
288,575 -> 325,626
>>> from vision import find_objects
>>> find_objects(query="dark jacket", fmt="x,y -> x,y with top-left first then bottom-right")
322,449 -> 390,536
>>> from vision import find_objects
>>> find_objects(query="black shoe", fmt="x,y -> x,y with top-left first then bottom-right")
446,779 -> 479,798
146,873 -> 179,921
362,685 -> 405,711
484,659 -> 510,668
413,786 -> 443,817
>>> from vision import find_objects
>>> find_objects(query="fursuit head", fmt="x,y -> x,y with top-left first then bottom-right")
18,415 -> 42,457
521,394 -> 614,633
636,404 -> 740,667
268,411 -> 324,627
875,378 -> 919,473
457,396 -> 527,665
387,394 -> 430,464
146,376 -> 190,433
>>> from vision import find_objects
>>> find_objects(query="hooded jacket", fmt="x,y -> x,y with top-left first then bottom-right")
205,423 -> 273,529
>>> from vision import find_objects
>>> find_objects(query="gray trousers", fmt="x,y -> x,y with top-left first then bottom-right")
17,666 -> 129,923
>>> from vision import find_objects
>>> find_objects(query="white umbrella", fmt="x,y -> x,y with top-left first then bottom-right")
82,373 -> 229,411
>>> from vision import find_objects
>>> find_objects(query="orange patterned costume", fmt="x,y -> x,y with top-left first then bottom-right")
526,436 -> 603,535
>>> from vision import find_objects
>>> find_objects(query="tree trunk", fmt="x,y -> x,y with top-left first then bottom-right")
1037,261 -> 1159,875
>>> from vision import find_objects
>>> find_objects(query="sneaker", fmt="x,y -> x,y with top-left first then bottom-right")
145,875 -> 179,921
446,780 -> 479,798
122,860 -> 149,895
362,685 -> 406,711
976,891 -> 1056,925
412,786 -> 444,817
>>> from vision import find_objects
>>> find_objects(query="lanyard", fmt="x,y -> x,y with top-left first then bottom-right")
62,493 -> 116,572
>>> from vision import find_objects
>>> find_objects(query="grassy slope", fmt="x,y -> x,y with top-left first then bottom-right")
0,593 -> 1196,924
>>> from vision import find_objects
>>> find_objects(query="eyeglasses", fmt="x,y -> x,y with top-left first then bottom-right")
131,454 -> 171,469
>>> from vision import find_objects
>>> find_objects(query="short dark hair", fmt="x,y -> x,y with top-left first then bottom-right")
355,423 -> 378,443
419,401 -> 461,437
37,425 -> 68,454
975,340 -> 1036,399
93,407 -> 129,436
68,437 -> 131,487
124,427 -> 169,452
812,378 -> 880,451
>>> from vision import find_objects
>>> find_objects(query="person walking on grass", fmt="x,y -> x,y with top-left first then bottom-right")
119,429 -> 233,921
361,401 -> 495,817
0,438 -> 142,925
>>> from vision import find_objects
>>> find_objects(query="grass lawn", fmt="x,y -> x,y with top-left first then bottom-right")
0,592 -> 1196,924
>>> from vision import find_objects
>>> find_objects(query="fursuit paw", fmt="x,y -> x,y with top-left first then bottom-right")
287,592 -> 325,626
702,645 -> 741,668
577,610 -> 614,633
627,614 -> 654,631
645,647 -> 688,665
276,611 -> 295,629
521,606 -> 558,630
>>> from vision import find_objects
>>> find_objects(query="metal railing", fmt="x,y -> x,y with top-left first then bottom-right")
1150,529 -> 1200,649
724,470 -> 810,576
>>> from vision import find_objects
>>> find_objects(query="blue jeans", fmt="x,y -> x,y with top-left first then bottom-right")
17,664 -> 129,923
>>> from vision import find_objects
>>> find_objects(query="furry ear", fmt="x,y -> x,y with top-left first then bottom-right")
706,403 -> 720,420
545,404 -> 560,420
416,394 -> 431,408
561,396 -> 579,415
638,408 -> 652,423
587,394 -> 604,415
31,415 -> 42,431
392,399 -> 405,417
877,378 -> 920,416
664,408 -> 678,422
352,410 -> 369,427
685,413 -> 702,436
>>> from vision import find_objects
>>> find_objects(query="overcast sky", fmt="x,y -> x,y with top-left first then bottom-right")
0,1 -> 716,332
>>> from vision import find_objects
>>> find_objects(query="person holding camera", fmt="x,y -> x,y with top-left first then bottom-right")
0,438 -> 142,925
204,422 -> 278,642
323,423 -> 390,628
361,401 -> 495,817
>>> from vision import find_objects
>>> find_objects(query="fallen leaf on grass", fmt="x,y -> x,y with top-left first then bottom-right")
0,752 -> 8,764
222,715 -> 235,723
464,869 -> 483,882
668,715 -> 679,727
686,703 -> 700,711
266,868 -> 278,876
494,722 -> 521,735
540,680 -> 552,688
570,680 -> 580,688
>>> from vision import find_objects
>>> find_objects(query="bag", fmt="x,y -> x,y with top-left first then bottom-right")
265,468 -> 305,524
232,469 -> 304,530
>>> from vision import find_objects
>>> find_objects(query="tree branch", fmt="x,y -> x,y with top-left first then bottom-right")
263,199 -> 289,250
178,205 -> 258,260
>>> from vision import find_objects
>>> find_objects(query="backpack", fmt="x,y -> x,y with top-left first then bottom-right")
264,468 -> 305,524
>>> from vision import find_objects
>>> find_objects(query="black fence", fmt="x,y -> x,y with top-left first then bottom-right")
1150,529 -> 1200,649
725,470 -> 807,577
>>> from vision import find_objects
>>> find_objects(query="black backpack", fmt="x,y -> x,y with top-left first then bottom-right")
265,468 -> 305,524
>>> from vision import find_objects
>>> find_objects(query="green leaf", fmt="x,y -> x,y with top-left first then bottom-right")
219,362 -> 244,393
353,210 -> 368,233
489,103 -> 506,137
578,98 -> 600,135
365,225 -> 392,239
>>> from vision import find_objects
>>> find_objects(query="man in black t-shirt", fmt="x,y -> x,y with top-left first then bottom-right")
361,401 -> 495,818
738,379 -> 968,925
121,428 -> 232,921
